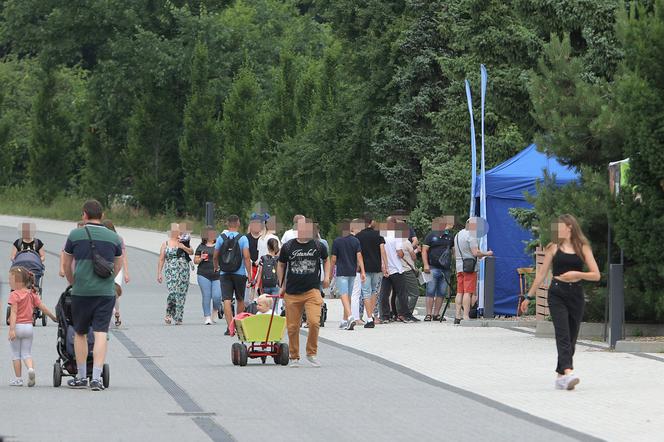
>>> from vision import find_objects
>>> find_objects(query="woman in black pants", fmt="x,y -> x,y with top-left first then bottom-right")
521,214 -> 600,390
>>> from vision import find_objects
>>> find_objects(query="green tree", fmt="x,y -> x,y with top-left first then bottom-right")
611,1 -> 664,320
179,40 -> 221,216
528,35 -> 622,169
126,89 -> 183,214
218,65 -> 261,216
0,89 -> 11,184
28,65 -> 72,202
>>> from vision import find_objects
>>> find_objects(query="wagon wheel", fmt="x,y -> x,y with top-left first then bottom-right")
238,344 -> 248,366
231,343 -> 241,366
278,343 -> 289,366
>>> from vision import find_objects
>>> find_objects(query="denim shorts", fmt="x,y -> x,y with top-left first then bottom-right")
361,272 -> 382,300
426,267 -> 450,297
335,276 -> 356,296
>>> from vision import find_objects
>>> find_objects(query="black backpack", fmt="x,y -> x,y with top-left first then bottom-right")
438,246 -> 452,270
261,255 -> 279,288
218,233 -> 243,273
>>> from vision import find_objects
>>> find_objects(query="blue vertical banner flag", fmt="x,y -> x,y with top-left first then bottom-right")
478,65 -> 488,312
479,65 -> 488,251
465,80 -> 477,218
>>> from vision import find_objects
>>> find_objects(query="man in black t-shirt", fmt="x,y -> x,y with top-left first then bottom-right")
422,216 -> 454,321
355,214 -> 387,328
277,217 -> 330,368
244,215 -> 263,303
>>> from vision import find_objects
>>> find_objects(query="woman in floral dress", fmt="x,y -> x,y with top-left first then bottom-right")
157,223 -> 193,325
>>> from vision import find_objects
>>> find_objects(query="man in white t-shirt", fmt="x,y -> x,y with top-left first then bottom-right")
454,217 -> 493,323
378,218 -> 410,323
280,214 -> 304,245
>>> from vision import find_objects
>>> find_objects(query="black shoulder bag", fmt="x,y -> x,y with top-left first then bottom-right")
84,227 -> 115,279
456,233 -> 477,273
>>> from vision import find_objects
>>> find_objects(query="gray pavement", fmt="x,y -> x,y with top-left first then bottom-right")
0,227 -> 599,442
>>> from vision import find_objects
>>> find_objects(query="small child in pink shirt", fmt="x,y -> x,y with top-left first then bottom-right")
7,267 -> 56,387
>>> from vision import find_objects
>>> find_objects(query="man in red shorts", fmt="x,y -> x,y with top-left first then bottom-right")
454,218 -> 492,323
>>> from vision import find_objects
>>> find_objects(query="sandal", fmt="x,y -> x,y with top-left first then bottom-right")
424,315 -> 432,322
432,315 -> 441,321
165,315 -> 172,325
114,312 -> 122,327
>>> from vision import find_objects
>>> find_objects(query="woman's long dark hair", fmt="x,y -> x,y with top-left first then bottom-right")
556,214 -> 590,263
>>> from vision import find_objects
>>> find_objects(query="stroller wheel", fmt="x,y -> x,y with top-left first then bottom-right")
102,364 -> 110,388
260,356 -> 267,364
53,363 -> 62,387
42,314 -> 48,327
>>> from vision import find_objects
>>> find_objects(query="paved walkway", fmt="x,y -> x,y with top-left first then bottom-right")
0,215 -> 662,441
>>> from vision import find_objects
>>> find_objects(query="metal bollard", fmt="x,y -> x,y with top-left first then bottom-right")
483,256 -> 495,318
205,202 -> 215,227
608,264 -> 624,349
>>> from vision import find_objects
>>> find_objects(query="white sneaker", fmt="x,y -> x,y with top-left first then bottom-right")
288,359 -> 301,368
565,374 -> 580,390
27,368 -> 36,387
204,317 -> 212,325
306,355 -> 321,368
555,374 -> 580,390
345,316 -> 356,331
338,320 -> 346,329
9,378 -> 23,387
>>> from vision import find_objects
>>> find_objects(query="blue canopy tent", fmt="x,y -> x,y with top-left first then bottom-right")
474,144 -> 578,315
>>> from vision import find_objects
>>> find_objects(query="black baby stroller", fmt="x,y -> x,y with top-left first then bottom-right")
52,286 -> 110,388
5,250 -> 47,326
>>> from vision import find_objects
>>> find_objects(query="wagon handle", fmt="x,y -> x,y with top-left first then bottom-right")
262,293 -> 283,346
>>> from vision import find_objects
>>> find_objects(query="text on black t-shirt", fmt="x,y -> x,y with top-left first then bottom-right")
278,239 -> 328,294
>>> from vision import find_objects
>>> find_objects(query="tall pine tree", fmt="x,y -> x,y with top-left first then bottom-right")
28,65 -> 72,202
179,40 -> 221,216
218,65 -> 261,216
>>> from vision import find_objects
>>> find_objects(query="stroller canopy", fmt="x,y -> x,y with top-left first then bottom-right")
12,250 -> 45,278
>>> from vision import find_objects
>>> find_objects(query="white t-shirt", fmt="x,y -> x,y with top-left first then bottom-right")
454,229 -> 479,273
384,236 -> 404,275
280,229 -> 297,245
257,233 -> 280,261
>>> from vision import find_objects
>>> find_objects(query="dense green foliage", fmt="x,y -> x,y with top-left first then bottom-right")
526,1 -> 664,321
0,0 -> 662,318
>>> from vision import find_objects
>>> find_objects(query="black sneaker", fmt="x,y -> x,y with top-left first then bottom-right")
224,328 -> 230,336
364,320 -> 375,329
407,315 -> 421,322
454,318 -> 461,325
67,377 -> 88,389
89,379 -> 105,391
